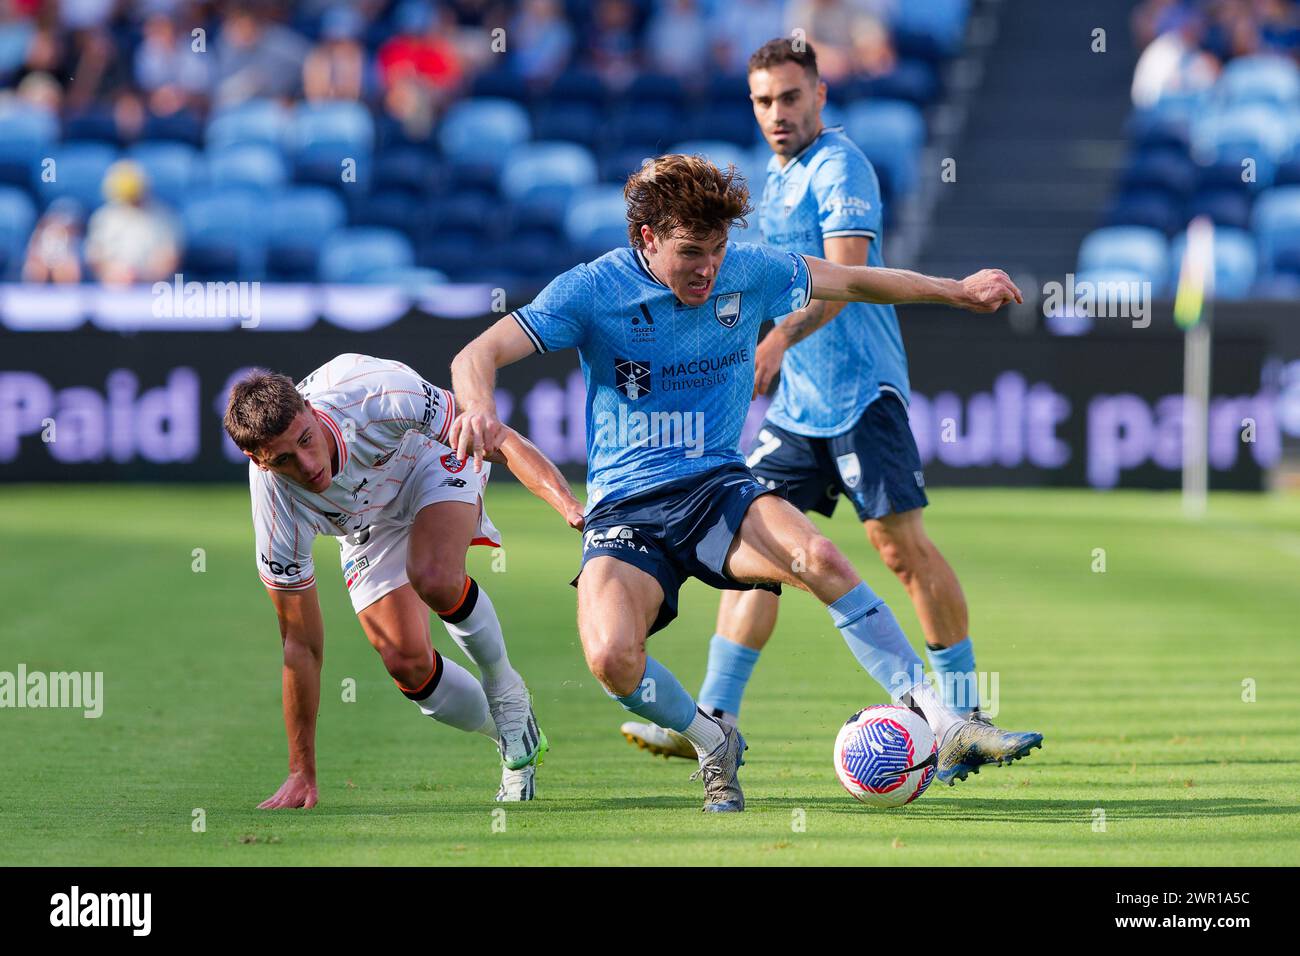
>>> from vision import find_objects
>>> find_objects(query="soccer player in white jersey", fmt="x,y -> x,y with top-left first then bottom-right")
620,40 -> 1012,787
224,353 -> 582,807
449,156 -> 1038,812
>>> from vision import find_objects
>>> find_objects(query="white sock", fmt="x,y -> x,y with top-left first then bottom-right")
439,579 -> 520,692
678,707 -> 726,756
903,679 -> 963,742
405,651 -> 498,740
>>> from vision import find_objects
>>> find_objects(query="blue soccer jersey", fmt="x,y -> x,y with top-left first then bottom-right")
512,243 -> 811,508
759,125 -> 911,437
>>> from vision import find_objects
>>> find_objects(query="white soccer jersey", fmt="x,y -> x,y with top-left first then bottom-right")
249,353 -> 471,592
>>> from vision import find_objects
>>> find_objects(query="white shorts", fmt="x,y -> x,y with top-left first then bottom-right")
338,445 -> 501,614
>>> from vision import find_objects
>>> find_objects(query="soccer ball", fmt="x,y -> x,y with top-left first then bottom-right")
833,704 -> 937,807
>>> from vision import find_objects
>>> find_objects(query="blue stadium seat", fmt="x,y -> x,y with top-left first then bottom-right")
128,141 -> 204,209
62,108 -> 118,144
683,103 -> 758,146
624,73 -> 688,111
439,98 -> 531,169
500,141 -> 598,227
207,143 -> 288,191
289,101 -> 374,156
0,102 -> 58,189
1105,189 -> 1182,234
1126,111 -> 1191,153
205,99 -> 290,151
349,189 -> 426,243
1123,150 -> 1196,199
845,99 -> 924,196
1168,227 -> 1258,300
1192,105 -> 1291,173
1185,189 -> 1253,231
265,186 -> 347,280
35,141 -> 118,211
533,102 -> 604,150
318,227 -> 415,282
496,226 -> 576,280
0,185 -> 37,279
599,146 -> 655,183
890,0 -> 970,60
547,69 -> 610,108
1217,54 -> 1300,108
180,188 -> 268,279
373,146 -> 442,197
140,109 -> 203,146
856,59 -> 941,106
418,228 -> 485,277
1077,225 -> 1170,288
426,191 -> 500,238
565,184 -> 628,258
471,68 -> 532,104
605,103 -> 681,150
1193,157 -> 1268,194
1251,185 -> 1300,275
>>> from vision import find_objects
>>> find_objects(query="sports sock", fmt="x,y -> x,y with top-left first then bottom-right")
925,637 -> 979,716
438,577 -> 520,693
399,648 -> 497,739
612,656 -> 723,751
697,633 -> 760,719
827,581 -> 961,740
678,707 -> 726,755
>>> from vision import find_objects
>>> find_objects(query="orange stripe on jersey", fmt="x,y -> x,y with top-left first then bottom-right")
435,575 -> 473,616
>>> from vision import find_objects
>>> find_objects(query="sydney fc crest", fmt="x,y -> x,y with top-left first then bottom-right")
714,292 -> 742,328
614,358 -> 651,400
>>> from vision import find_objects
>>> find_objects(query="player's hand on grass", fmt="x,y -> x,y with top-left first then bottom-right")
450,407 -> 506,473
752,332 -> 787,399
258,771 -> 318,810
958,269 -> 1023,313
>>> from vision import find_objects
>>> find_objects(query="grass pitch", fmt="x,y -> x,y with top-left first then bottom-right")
1,484 -> 1297,866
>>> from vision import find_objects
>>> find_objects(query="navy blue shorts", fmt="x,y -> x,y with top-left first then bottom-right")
573,464 -> 781,635
747,393 -> 929,522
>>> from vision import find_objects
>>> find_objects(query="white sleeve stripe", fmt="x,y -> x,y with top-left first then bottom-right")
511,311 -> 546,353
797,254 -> 812,305
823,229 -> 877,239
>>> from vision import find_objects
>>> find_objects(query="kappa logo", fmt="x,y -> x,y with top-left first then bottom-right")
614,358 -> 651,400
836,452 -> 862,490
441,451 -> 467,473
714,292 -> 742,328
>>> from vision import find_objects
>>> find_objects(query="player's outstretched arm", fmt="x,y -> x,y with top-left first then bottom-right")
487,427 -> 584,531
259,587 -> 325,810
450,315 -> 537,472
804,256 -> 1023,313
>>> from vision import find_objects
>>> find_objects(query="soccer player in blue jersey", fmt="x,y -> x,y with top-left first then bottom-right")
620,39 -> 1013,787
450,153 -> 1038,812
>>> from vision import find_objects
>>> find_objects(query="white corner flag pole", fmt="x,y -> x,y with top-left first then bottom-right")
1176,216 -> 1215,519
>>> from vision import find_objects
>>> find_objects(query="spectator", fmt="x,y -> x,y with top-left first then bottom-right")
134,12 -> 213,116
376,1 -> 464,100
213,3 -> 310,108
84,160 -> 180,286
710,0 -> 785,75
645,0 -> 710,81
508,0 -> 573,84
784,0 -> 896,82
587,0 -> 641,90
303,6 -> 365,102
1131,7 -> 1219,109
23,197 -> 84,285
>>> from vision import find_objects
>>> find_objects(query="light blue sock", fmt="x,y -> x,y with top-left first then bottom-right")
698,634 -> 760,716
828,581 -> 926,699
612,656 -> 697,732
926,637 -> 979,715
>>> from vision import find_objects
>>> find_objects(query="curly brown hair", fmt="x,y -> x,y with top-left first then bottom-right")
223,368 -> 306,453
624,154 -> 752,250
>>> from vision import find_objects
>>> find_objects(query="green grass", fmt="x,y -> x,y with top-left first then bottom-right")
1,485 -> 1298,866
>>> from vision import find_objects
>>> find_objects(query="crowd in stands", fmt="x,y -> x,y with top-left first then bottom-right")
0,0 -> 970,288
1079,0 -> 1300,302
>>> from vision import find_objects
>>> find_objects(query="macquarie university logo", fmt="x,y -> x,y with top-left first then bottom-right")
614,358 -> 651,400
714,292 -> 742,328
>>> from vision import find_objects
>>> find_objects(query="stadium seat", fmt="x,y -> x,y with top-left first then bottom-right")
564,184 -> 628,258
418,228 -> 486,277
1105,189 -> 1183,234
289,101 -> 375,156
207,143 -> 288,192
1251,185 -> 1300,275
372,146 -> 442,197
845,99 -> 924,196
35,141 -> 118,211
1217,54 -> 1300,109
139,109 -> 203,146
500,141 -> 598,227
265,186 -> 347,280
598,146 -> 655,183
546,69 -> 611,109
856,59 -> 942,106
1123,150 -> 1196,199
683,103 -> 758,146
0,185 -> 37,279
1077,225 -> 1170,288
180,188 -> 268,279
426,191 -> 501,238
349,189 -> 426,243
533,102 -> 604,150
62,108 -> 118,144
623,73 -> 688,112
438,98 -> 531,169
128,141 -> 204,209
318,227 -> 415,283
890,0 -> 970,60
205,99 -> 290,151
471,68 -> 532,104
1167,227 -> 1258,300
0,102 -> 58,189
1185,189 -> 1253,231
1192,104 -> 1292,173
605,104 -> 682,150
496,226 -> 576,279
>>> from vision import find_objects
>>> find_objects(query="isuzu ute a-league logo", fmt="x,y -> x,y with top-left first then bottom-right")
714,292 -> 742,328
614,358 -> 651,400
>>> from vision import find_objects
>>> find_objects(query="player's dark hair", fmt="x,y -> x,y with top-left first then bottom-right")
624,154 -> 751,249
223,368 -> 307,454
747,37 -> 819,80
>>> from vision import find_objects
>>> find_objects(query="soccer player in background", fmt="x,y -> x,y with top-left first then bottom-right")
450,155 -> 1041,812
620,39 -> 1001,786
224,353 -> 582,807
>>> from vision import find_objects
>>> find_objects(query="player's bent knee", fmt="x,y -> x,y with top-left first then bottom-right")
380,643 -> 435,688
407,564 -> 467,614
798,535 -> 855,584
582,636 -> 643,697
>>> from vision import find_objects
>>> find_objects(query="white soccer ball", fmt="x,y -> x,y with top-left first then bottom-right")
833,704 -> 937,807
